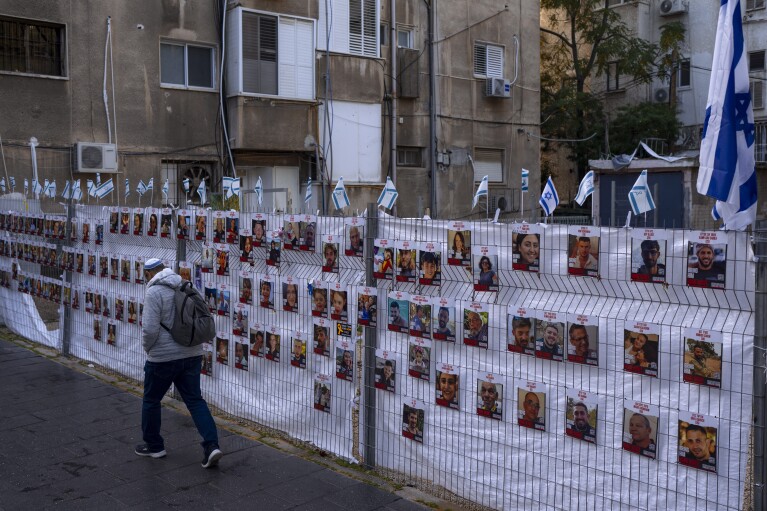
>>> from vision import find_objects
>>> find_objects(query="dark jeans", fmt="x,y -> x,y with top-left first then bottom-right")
142,356 -> 218,451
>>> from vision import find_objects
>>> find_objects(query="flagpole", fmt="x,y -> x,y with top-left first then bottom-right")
520,191 -> 524,221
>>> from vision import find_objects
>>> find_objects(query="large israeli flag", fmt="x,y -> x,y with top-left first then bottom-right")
472,175 -> 489,209
574,170 -> 594,206
698,0 -> 757,230
628,170 -> 656,215
332,177 -> 351,209
376,176 -> 398,209
539,176 -> 560,216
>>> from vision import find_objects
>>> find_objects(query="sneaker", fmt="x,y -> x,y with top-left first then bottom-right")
201,446 -> 223,468
135,444 -> 166,458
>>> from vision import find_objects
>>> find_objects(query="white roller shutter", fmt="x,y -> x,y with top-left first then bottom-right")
473,148 -> 503,183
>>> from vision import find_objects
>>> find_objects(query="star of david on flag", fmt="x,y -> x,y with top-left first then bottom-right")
539,176 -> 560,216
697,0 -> 757,230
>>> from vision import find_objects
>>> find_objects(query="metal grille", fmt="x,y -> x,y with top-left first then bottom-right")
0,17 -> 65,76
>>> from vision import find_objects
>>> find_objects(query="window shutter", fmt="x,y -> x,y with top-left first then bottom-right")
318,0 -> 350,53
242,12 -> 278,95
486,45 -> 504,78
278,17 -> 314,100
362,0 -> 378,57
473,149 -> 503,183
750,50 -> 766,72
751,80 -> 764,109
473,44 -> 487,76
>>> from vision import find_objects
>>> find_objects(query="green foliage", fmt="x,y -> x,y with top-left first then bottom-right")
609,102 -> 681,154
209,193 -> 239,212
656,21 -> 687,82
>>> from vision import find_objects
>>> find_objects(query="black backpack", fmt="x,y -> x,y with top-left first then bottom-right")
159,281 -> 216,347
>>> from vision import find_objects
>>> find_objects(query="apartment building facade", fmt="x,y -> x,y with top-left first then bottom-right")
0,0 -> 540,218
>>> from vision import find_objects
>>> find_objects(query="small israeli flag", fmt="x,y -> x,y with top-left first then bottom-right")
96,173 -> 101,187
254,176 -> 263,206
628,170 -> 656,215
574,170 -> 595,206
136,180 -> 145,196
24,178 -> 28,195
9,176 -> 15,192
0,178 -> 6,193
43,179 -> 50,197
46,180 -> 57,198
33,179 -> 43,198
124,178 -> 130,199
223,176 -> 235,199
539,176 -> 560,216
472,175 -> 489,209
376,177 -> 399,210
87,180 -> 96,197
72,180 -> 83,201
95,178 -> 114,199
197,179 -> 206,205
305,178 -> 313,204
521,169 -> 529,192
162,179 -> 169,198
146,177 -> 154,191
182,177 -> 191,193
332,177 -> 351,209
62,181 -> 71,200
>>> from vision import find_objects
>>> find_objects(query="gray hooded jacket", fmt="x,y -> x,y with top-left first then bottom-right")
143,268 -> 203,362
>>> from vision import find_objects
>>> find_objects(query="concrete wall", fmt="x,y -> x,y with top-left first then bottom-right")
0,0 -> 222,207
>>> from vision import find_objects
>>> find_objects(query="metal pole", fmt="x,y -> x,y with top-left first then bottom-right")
390,0 -> 397,218
753,219 -> 767,511
363,202 -> 378,469
610,180 -> 616,227
428,0 -> 437,218
61,195 -> 75,356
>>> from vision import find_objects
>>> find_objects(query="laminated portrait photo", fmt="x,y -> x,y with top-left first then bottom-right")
512,224 -> 541,273
623,321 -> 660,377
373,239 -> 394,281
687,231 -> 727,289
567,225 -> 600,278
630,228 -> 668,284
622,400 -> 659,460
566,314 -> 599,366
357,286 -> 377,328
507,305 -> 536,357
517,381 -> 547,432
565,388 -> 597,444
374,349 -> 396,393
682,328 -> 723,388
678,411 -> 718,473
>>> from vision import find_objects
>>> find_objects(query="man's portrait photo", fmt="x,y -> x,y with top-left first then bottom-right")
565,389 -> 597,444
508,314 -> 535,356
567,229 -> 600,277
682,332 -> 723,388
517,386 -> 546,431
623,322 -> 660,377
463,307 -> 489,348
631,236 -> 667,283
622,401 -> 659,460
374,353 -> 396,393
402,402 -> 424,443
432,303 -> 456,343
535,318 -> 564,362
388,295 -> 410,334
678,412 -> 717,473
566,320 -> 598,366
476,378 -> 503,420
687,237 -> 727,289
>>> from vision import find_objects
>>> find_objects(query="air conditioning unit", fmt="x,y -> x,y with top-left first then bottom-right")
654,88 -> 669,103
489,189 -> 516,212
659,0 -> 687,16
485,77 -> 511,98
75,142 -> 118,172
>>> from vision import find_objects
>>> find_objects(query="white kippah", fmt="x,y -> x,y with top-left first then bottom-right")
144,258 -> 163,270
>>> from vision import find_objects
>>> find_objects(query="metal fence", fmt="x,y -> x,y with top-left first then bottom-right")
0,196 -> 761,511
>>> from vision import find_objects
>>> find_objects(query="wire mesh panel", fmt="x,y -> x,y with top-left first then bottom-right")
0,198 -> 757,511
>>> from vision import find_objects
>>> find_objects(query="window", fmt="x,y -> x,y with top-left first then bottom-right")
241,13 -> 278,95
228,8 -> 314,100
397,147 -> 422,167
474,42 -> 504,78
161,161 -> 212,206
606,61 -> 620,91
747,0 -> 765,11
318,0 -> 379,58
379,23 -> 388,46
751,79 -> 764,109
0,16 -> 66,77
750,50 -> 765,72
397,27 -> 414,49
607,0 -> 630,5
160,41 -> 215,89
678,59 -> 691,88
473,148 -> 503,183
755,122 -> 767,163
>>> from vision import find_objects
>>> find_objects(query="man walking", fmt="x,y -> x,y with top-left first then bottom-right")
135,258 -> 223,468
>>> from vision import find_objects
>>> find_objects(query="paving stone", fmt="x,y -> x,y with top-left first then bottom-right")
104,476 -> 178,507
323,482 -> 401,511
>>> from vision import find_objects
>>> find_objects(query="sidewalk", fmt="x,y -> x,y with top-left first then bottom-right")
0,338 -> 433,511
